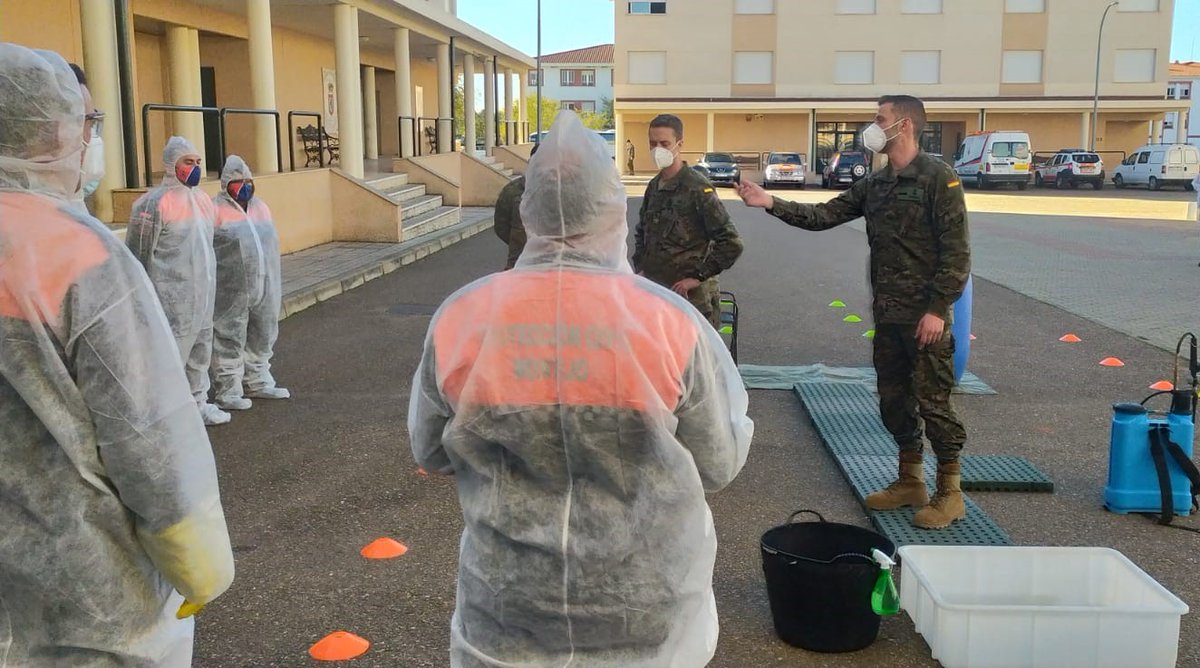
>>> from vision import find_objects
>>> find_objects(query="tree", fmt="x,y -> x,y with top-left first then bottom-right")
525,96 -> 561,139
599,97 -> 614,129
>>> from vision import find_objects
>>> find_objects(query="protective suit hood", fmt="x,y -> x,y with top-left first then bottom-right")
0,44 -> 85,199
162,136 -> 202,188
220,154 -> 253,189
517,111 -> 630,272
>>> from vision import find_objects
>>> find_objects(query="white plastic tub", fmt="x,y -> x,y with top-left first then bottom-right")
899,546 -> 1189,668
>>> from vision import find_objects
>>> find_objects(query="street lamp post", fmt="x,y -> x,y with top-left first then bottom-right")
535,0 -> 542,145
1090,1 -> 1119,151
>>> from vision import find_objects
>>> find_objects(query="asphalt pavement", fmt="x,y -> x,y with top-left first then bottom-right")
196,198 -> 1200,667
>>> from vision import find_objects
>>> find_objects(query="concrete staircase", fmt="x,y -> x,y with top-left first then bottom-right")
366,173 -> 462,240
477,154 -> 515,178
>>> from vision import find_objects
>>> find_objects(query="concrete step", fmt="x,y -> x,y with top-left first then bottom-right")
400,193 -> 444,219
477,155 -> 497,165
384,183 -> 427,203
279,211 -> 493,320
365,173 -> 409,191
403,206 -> 462,240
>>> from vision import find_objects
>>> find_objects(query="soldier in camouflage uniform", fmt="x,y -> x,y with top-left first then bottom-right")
493,144 -> 539,269
737,95 -> 970,529
634,114 -> 744,327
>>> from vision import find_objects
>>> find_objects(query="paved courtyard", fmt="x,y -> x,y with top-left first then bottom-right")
195,194 -> 1200,667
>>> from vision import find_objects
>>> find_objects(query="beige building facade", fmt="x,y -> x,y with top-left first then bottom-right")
1,0 -> 532,223
614,0 -> 1185,174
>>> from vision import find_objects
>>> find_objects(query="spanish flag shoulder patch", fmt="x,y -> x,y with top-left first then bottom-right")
946,179 -> 961,189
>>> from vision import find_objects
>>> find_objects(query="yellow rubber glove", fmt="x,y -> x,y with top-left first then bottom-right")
176,600 -> 205,619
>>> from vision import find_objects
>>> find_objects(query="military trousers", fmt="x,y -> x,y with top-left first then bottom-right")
872,322 -> 966,463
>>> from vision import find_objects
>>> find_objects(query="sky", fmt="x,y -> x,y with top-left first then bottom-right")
457,0 -> 1199,62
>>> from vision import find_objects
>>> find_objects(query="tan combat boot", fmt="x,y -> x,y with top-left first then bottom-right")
865,452 -> 929,511
913,461 -> 967,529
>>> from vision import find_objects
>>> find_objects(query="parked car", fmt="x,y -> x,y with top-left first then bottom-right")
822,151 -> 869,189
953,130 -> 1031,190
692,152 -> 741,185
1034,149 -> 1104,190
763,152 -> 806,189
1112,143 -> 1200,191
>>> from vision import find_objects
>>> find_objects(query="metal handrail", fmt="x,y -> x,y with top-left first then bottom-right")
286,111 -> 325,170
219,107 -> 283,174
416,116 -> 454,155
398,115 -> 418,159
141,104 -> 222,187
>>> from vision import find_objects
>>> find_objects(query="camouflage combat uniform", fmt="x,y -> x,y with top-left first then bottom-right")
493,176 -> 526,270
625,142 -> 636,175
766,152 -> 970,461
634,166 -> 744,327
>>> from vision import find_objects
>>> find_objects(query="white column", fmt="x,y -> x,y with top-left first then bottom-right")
1080,112 -> 1091,150
483,57 -> 496,152
79,0 -> 125,219
518,72 -> 528,142
504,68 -> 514,145
436,42 -> 452,152
614,112 -> 625,173
394,28 -> 413,158
247,0 -> 278,173
706,111 -> 715,152
166,26 -> 204,170
362,66 -> 378,160
186,28 -> 206,172
463,54 -> 477,156
165,26 -> 192,138
333,3 -> 364,177
808,110 -> 817,176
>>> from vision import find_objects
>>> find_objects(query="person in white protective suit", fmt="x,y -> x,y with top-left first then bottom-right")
210,155 -> 290,410
0,43 -> 235,666
126,136 -> 229,425
408,111 -> 754,668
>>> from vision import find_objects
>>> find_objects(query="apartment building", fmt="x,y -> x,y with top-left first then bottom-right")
527,44 -> 615,115
614,0 -> 1184,174
1163,61 -> 1198,146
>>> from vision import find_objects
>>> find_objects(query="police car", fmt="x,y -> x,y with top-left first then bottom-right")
1033,149 -> 1105,190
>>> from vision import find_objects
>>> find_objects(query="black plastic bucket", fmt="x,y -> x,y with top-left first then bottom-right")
760,510 -> 897,653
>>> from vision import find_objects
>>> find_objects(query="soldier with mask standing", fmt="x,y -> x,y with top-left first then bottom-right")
737,95 -> 971,529
634,114 -> 744,327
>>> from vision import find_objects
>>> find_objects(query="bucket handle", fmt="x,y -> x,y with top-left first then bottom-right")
787,510 -> 826,524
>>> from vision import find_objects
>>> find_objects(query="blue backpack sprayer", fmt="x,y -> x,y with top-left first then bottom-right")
1105,332 -> 1200,528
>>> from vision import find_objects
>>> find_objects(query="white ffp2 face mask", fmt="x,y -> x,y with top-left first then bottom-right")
652,146 -> 677,170
861,119 -> 905,153
80,131 -> 105,197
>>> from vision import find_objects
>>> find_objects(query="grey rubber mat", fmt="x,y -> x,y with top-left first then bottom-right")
795,383 -> 1018,547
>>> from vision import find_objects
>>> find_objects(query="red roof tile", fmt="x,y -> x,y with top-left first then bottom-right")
539,44 -> 614,65
1169,61 -> 1200,79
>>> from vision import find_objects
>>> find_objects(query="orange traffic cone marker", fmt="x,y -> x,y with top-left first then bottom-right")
1099,357 -> 1125,367
309,631 -> 370,661
1059,334 -> 1082,343
1150,380 -> 1175,391
361,538 -> 408,560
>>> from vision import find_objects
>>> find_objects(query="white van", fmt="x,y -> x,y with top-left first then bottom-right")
1111,143 -> 1200,191
953,131 -> 1032,190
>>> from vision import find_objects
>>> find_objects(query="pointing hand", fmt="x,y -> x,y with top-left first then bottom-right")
736,181 -> 773,209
